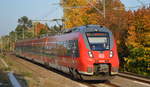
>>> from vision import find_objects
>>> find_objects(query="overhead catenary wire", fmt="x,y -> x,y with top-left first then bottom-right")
62,0 -> 150,10
126,3 -> 150,9
113,3 -> 150,11
41,7 -> 60,20
35,17 -> 64,22
60,0 -> 106,18
136,0 -> 145,6
36,0 -> 150,20
86,0 -> 105,18
33,1 -> 63,24
32,1 -> 150,28
32,3 -> 64,27
34,5 -> 60,21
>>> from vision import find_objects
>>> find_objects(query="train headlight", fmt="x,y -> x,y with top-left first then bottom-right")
110,51 -> 113,58
88,51 -> 93,58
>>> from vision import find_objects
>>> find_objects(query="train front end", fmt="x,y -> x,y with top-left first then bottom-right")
77,25 -> 119,80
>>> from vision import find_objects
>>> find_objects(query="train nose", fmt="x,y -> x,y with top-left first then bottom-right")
98,53 -> 105,58
90,51 -> 110,63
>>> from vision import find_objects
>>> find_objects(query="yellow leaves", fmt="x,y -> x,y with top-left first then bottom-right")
126,26 -> 141,47
147,67 -> 150,70
137,57 -> 145,61
62,0 -> 126,29
126,7 -> 150,51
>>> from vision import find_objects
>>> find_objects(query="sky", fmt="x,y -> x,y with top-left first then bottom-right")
0,0 -> 150,36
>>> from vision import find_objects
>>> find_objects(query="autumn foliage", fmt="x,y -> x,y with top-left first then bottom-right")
1,0 -> 149,76
62,0 -> 150,76
34,22 -> 48,36
124,7 -> 150,75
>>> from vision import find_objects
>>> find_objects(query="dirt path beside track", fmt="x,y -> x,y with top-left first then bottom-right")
0,57 -> 12,87
2,54 -> 149,87
3,54 -> 89,87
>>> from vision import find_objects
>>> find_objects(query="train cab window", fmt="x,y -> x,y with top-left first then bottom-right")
86,32 -> 110,51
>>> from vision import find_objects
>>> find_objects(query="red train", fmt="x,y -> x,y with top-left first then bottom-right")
15,25 -> 119,80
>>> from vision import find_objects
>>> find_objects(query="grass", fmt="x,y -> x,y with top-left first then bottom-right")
0,53 -> 7,59
4,67 -> 11,72
0,53 -> 30,87
21,72 -> 33,77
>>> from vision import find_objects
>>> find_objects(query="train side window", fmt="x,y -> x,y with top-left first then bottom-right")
72,40 -> 79,58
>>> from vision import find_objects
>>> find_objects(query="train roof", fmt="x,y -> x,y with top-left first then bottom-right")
16,25 -> 113,43
65,25 -> 114,49
63,25 -> 112,34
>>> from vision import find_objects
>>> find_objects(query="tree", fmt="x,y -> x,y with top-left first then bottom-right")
18,16 -> 32,29
124,7 -> 150,76
16,16 -> 33,39
39,28 -> 48,36
9,31 -> 16,51
1,35 -> 10,52
61,0 -> 150,76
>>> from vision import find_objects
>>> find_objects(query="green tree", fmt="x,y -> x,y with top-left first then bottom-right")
9,31 -> 16,51
39,28 -> 47,36
124,7 -> 150,76
18,16 -> 32,28
16,16 -> 33,40
1,36 -> 10,52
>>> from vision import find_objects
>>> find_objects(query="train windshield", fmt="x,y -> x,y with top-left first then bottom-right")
86,32 -> 110,51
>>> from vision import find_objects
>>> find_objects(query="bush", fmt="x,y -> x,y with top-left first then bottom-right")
123,47 -> 150,76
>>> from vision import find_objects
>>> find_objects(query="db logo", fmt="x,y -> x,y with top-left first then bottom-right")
99,54 -> 104,58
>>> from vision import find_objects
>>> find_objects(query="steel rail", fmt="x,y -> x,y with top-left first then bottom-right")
14,55 -> 120,87
118,72 -> 150,84
12,55 -> 150,87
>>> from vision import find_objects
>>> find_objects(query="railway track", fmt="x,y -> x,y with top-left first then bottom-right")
118,72 -> 150,84
6,54 -> 150,87
12,55 -> 120,87
82,81 -> 120,87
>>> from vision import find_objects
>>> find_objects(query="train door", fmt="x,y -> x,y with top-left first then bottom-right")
70,40 -> 79,67
70,40 -> 82,80
72,40 -> 79,58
